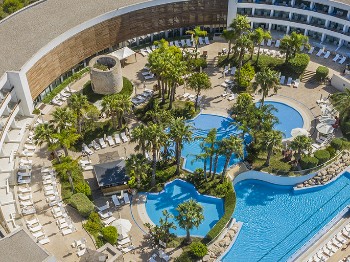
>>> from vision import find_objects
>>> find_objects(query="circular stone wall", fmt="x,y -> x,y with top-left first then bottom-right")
89,55 -> 123,94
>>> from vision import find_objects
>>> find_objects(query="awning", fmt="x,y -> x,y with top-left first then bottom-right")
110,47 -> 136,60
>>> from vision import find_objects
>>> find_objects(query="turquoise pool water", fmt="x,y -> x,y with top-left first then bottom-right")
145,179 -> 224,236
182,114 -> 250,173
223,171 -> 350,262
258,101 -> 304,139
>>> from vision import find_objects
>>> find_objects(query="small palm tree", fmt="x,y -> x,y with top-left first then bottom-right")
250,28 -> 271,64
102,94 -> 132,129
169,118 -> 193,175
186,26 -> 207,59
68,93 -> 89,134
259,130 -> 283,166
187,72 -> 212,111
290,135 -> 312,163
280,31 -> 310,62
175,199 -> 204,244
33,123 -> 60,161
50,107 -> 75,133
126,153 -> 150,188
191,143 -> 210,181
52,128 -> 80,156
204,128 -> 217,178
221,135 -> 244,180
222,29 -> 235,58
331,88 -> 350,121
252,68 -> 280,107
131,124 -> 148,157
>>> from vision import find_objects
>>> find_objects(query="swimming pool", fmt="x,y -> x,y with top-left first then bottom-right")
145,179 -> 224,236
258,101 -> 304,139
182,114 -> 250,173
223,172 -> 350,262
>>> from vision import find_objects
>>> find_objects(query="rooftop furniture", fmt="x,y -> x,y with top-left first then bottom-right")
103,216 -> 116,226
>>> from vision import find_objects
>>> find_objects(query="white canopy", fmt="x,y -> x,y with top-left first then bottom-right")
316,122 -> 334,135
110,47 -> 136,60
112,219 -> 132,239
291,128 -> 309,137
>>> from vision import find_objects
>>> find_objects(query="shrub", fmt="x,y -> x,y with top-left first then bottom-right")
189,242 -> 208,258
174,252 -> 192,262
330,138 -> 343,150
326,146 -> 336,158
287,53 -> 310,76
32,108 -> 41,115
314,150 -> 331,164
101,226 -> 118,244
204,183 -> 236,243
340,120 -> 350,139
83,212 -> 103,235
93,63 -> 109,71
119,77 -> 133,97
187,58 -> 208,72
75,182 -> 92,198
315,66 -> 329,82
69,193 -> 95,217
300,156 -> 319,169
156,165 -> 177,183
3,0 -> 23,14
216,182 -> 231,197
254,54 -> 284,71
235,63 -> 255,89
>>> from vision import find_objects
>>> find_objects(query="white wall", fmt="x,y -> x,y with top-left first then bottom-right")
331,74 -> 350,92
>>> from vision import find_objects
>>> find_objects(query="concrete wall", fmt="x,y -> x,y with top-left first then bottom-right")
331,74 -> 350,92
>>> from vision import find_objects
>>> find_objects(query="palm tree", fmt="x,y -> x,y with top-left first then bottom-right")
331,88 -> 350,121
33,123 -> 60,161
203,128 -> 217,178
102,94 -> 132,129
236,34 -> 253,70
229,15 -> 251,57
50,107 -> 75,133
290,135 -> 312,163
192,142 -> 210,181
68,93 -> 89,133
175,199 -> 204,244
221,135 -> 244,180
52,128 -> 80,156
259,130 -> 283,166
169,118 -> 193,175
126,153 -> 150,188
222,29 -> 235,58
280,31 -> 310,62
252,68 -> 280,107
131,124 -> 148,157
250,28 -> 271,64
146,100 -> 173,125
187,72 -> 212,111
145,123 -> 168,186
186,26 -> 207,59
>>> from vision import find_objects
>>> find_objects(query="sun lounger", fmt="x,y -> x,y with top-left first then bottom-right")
32,231 -> 45,239
99,211 -> 113,219
29,224 -> 42,233
39,238 -> 50,245
227,94 -> 235,101
323,51 -> 330,58
169,41 -> 174,46
118,237 -> 131,246
316,49 -> 324,57
146,47 -> 152,53
204,37 -> 210,45
82,144 -> 93,155
187,94 -> 195,101
151,45 -> 157,51
59,222 -> 69,230
144,74 -> 155,80
230,67 -> 236,76
275,40 -> 280,48
182,93 -> 190,99
122,245 -> 135,254
114,134 -> 121,144
112,195 -> 121,206
336,232 -> 347,243
82,165 -> 93,171
293,79 -> 300,88
45,190 -> 56,196
331,238 -> 342,248
25,144 -> 36,151
21,149 -> 35,157
124,193 -> 130,204
92,140 -> 100,151
121,132 -> 129,143
180,39 -> 186,47
339,56 -> 347,64
333,54 -> 340,62
142,71 -> 151,76
19,194 -> 32,201
198,37 -> 204,45
221,82 -> 229,88
51,99 -> 63,106
186,39 -> 192,47
20,200 -> 34,207
20,159 -> 32,165
26,218 -> 39,226
308,46 -> 314,54
77,248 -> 86,257
103,216 -> 116,226
98,138 -> 107,149
106,136 -> 115,146
140,49 -> 148,57
174,40 -> 180,47
18,176 -> 31,184
286,77 -> 292,86
280,75 -> 285,85
62,228 -> 73,236
266,39 -> 272,46
18,186 -> 31,194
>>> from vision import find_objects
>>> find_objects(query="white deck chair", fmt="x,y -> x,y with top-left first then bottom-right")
62,228 -> 73,236
316,49 -> 324,57
82,144 -> 93,155
18,186 -> 31,194
323,51 -> 330,58
98,211 -> 112,219
308,46 -> 315,54
266,39 -> 272,46
26,218 -> 39,226
186,39 -> 192,47
107,136 -> 115,146
103,216 -> 116,226
151,45 -> 157,51
198,37 -> 204,45
339,56 -> 347,64
124,193 -> 130,204
204,37 -> 210,45
29,224 -> 42,233
280,75 -> 285,84
260,40 -> 265,46
287,77 -> 292,86
293,79 -> 300,88
32,231 -> 44,239
39,238 -> 50,245
230,67 -> 236,75
140,49 -> 148,57
227,94 -> 235,101
121,132 -> 129,143
275,40 -> 280,48
146,47 -> 152,53
98,138 -> 107,148
112,195 -> 121,206
174,40 -> 180,47
114,134 -> 121,144
333,54 -> 340,62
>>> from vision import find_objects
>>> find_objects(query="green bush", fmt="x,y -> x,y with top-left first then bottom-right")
265,158 -> 292,173
42,68 -> 89,103
174,252 -> 192,262
216,182 -> 231,197
156,165 -> 177,183
326,146 -> 336,157
314,150 -> 331,164
300,156 -> 319,169
204,182 -> 236,243
189,242 -> 208,258
315,66 -> 329,82
93,63 -> 109,71
69,193 -> 95,217
75,182 -> 92,198
3,0 -> 23,14
83,212 -> 103,235
187,58 -> 208,72
287,53 -> 310,76
340,120 -> 350,139
235,63 -> 255,89
32,108 -> 41,115
330,138 -> 343,150
101,226 -> 118,245
254,54 -> 284,71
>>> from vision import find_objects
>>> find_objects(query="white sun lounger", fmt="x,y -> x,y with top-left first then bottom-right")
316,49 -> 324,57
82,144 -> 93,155
332,54 -> 340,62
32,231 -> 44,239
230,67 -> 236,75
174,40 -> 180,47
293,79 -> 300,88
25,144 -> 36,151
204,37 -> 210,45
112,195 -> 121,206
122,245 -> 135,254
121,132 -> 129,143
275,40 -> 280,48
20,200 -> 34,207
151,45 -> 157,51
286,77 -> 292,86
198,37 -> 204,45
280,75 -> 285,84
266,39 -> 272,46
140,49 -> 148,57
82,165 -> 93,171
118,237 -> 131,246
107,136 -> 115,146
307,46 -> 314,54
142,71 -> 151,76
146,47 -> 152,53
98,138 -> 107,148
169,41 -> 174,46
21,150 -> 35,157
62,228 -> 73,236
339,56 -> 347,64
144,74 -> 155,80
29,224 -> 42,233
39,238 -> 50,245
77,248 -> 86,257
124,193 -> 130,204
99,211 -> 113,219
91,140 -> 100,151
180,39 -> 186,47
114,134 -> 121,144
260,40 -> 265,46
227,94 -> 235,101
103,216 -> 116,226
186,39 -> 192,47
19,194 -> 32,201
26,218 -> 39,226
45,190 -> 56,196
323,51 -> 331,58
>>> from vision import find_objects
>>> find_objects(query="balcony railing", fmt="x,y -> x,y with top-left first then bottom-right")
0,102 -> 20,149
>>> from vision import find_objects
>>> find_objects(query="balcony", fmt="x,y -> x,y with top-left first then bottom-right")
254,9 -> 271,17
310,18 -> 326,28
0,102 -> 20,150
290,14 -> 308,24
255,0 -> 273,4
331,8 -> 348,20
274,0 -> 292,7
313,3 -> 329,14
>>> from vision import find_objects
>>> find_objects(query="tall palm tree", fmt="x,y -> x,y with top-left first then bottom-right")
221,135 -> 244,180
102,94 -> 132,129
290,135 -> 312,163
145,123 -> 168,186
191,147 -> 210,181
187,72 -> 212,111
229,15 -> 251,57
203,128 -> 217,178
126,153 -> 150,188
250,27 -> 271,64
68,93 -> 89,133
236,34 -> 253,70
222,29 -> 235,58
50,107 -> 75,133
280,31 -> 310,62
186,26 -> 207,59
169,118 -> 193,175
259,130 -> 283,166
52,128 -> 80,156
33,123 -> 61,161
252,68 -> 280,107
131,124 -> 148,157
331,88 -> 350,121
146,100 -> 173,125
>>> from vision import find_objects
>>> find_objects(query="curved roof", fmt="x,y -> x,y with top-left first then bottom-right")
0,0 -> 145,76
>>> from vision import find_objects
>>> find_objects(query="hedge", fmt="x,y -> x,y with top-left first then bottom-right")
287,53 -> 310,76
314,150 -> 330,164
69,193 -> 95,217
331,138 -> 343,150
203,182 -> 236,243
300,156 -> 319,169
42,67 -> 89,103
102,226 -> 118,245
315,66 -> 329,82
190,242 -> 208,258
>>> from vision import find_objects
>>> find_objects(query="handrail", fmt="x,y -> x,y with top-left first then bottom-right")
0,102 -> 20,144
0,89 -> 12,115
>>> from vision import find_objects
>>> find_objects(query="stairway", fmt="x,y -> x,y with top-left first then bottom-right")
301,70 -> 316,83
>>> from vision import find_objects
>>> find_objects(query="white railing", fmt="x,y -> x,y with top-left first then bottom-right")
0,103 -> 20,150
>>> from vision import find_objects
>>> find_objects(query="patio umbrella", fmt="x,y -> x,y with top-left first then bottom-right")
112,219 -> 132,239
316,122 -> 334,135
291,128 -> 309,137
319,117 -> 336,125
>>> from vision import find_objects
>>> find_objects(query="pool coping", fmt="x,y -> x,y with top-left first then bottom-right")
216,221 -> 243,262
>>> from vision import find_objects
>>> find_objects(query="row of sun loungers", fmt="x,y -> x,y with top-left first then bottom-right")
132,88 -> 154,105
51,87 -> 77,106
83,132 -> 130,155
26,218 -> 50,245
